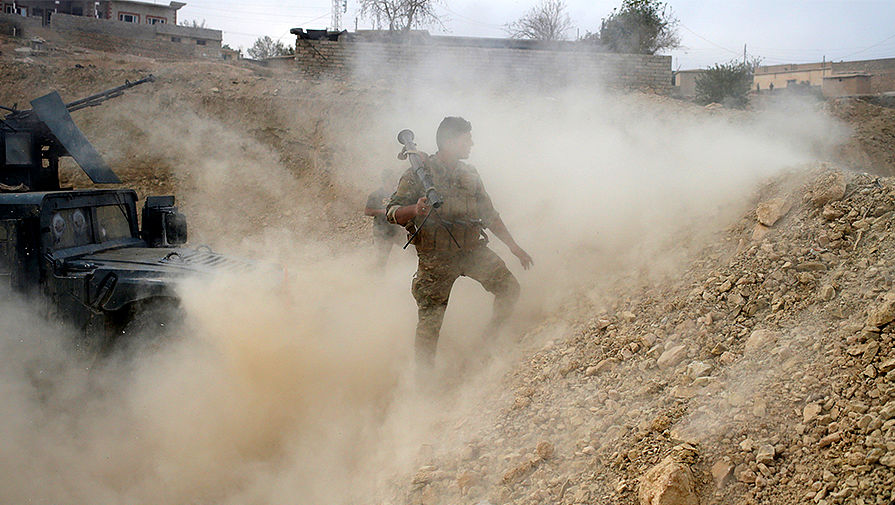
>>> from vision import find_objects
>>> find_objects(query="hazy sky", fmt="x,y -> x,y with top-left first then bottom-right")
173,0 -> 895,69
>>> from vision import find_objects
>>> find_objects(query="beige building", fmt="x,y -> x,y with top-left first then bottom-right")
1,1 -> 222,57
754,57 -> 895,94
754,61 -> 831,90
2,1 -> 185,25
672,69 -> 705,97
822,73 -> 872,97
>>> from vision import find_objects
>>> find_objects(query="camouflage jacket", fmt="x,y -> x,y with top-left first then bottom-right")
386,154 -> 499,252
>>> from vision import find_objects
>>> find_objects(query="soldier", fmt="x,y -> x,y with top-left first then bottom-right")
387,116 -> 533,369
364,169 -> 404,268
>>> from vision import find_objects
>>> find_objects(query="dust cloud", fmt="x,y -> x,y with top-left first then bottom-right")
0,51 -> 850,504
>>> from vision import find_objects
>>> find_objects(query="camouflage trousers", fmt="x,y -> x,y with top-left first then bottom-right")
411,246 -> 520,367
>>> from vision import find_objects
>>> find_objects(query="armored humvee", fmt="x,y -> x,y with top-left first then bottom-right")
0,76 -> 257,347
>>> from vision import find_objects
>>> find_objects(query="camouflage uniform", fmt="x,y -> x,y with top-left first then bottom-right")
386,155 -> 520,366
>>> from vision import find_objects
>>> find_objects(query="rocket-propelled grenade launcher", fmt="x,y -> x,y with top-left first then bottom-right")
397,129 -> 442,208
396,129 -> 460,250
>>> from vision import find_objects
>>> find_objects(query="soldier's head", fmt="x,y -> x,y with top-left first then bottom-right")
436,116 -> 473,160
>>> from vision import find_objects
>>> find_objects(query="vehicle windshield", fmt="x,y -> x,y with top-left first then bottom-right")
96,204 -> 132,242
50,205 -> 133,250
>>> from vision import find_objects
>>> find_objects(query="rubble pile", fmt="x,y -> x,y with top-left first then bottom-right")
393,167 -> 895,505
831,98 -> 895,177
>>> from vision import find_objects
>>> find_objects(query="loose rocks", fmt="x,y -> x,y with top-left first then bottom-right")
866,292 -> 895,328
745,329 -> 779,353
756,198 -> 792,226
807,171 -> 847,206
756,444 -> 776,465
804,403 -> 823,423
638,456 -> 698,505
711,459 -> 734,488
657,345 -> 688,369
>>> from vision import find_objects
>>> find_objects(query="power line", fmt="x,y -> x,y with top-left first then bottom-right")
678,22 -> 739,57
838,32 -> 895,60
677,21 -> 895,67
217,11 -> 330,44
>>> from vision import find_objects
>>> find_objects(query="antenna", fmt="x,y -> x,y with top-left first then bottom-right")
331,0 -> 342,30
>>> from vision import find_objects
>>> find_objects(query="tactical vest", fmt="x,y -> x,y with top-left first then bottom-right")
411,161 -> 487,252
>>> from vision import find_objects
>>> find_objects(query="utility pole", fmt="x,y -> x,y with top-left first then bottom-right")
331,0 -> 342,30
743,43 -> 747,65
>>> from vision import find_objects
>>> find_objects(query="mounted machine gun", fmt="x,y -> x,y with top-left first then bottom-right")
0,75 -> 155,191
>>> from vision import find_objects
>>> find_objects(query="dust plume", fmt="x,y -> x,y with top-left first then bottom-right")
0,49 -> 852,505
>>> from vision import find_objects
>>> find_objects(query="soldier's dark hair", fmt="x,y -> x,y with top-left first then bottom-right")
436,116 -> 472,150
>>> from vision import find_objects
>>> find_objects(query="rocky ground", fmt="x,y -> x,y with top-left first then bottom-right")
3,33 -> 895,505
383,167 -> 895,505
830,98 -> 895,177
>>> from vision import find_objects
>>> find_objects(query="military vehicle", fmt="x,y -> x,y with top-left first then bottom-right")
0,76 -> 257,348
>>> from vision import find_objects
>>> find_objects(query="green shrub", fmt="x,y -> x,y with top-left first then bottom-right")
694,61 -> 754,108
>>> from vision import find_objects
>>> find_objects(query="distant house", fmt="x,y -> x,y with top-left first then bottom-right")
753,62 -> 830,90
672,69 -> 705,98
822,73 -> 872,97
0,1 -> 222,59
754,57 -> 895,95
2,1 -> 185,26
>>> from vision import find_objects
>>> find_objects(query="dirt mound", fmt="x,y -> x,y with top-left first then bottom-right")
0,36 -> 379,249
388,167 -> 895,505
830,98 -> 895,177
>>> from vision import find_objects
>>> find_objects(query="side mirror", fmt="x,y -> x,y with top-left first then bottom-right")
141,196 -> 187,247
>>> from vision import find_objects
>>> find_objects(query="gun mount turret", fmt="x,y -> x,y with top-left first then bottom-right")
0,75 -> 154,192
0,77 -> 273,351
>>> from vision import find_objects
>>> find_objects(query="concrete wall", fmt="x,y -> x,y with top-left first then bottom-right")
4,1 -> 99,22
0,11 -> 45,36
293,39 -> 672,92
51,13 -> 221,58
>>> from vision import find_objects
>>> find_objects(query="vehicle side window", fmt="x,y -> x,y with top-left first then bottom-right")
4,133 -> 33,165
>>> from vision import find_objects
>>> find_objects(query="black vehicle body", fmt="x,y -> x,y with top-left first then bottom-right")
1,77 -> 260,342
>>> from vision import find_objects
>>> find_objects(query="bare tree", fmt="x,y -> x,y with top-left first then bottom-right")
358,0 -> 444,31
505,0 -> 574,41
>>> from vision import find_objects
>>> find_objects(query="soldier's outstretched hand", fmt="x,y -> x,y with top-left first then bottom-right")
511,245 -> 533,270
